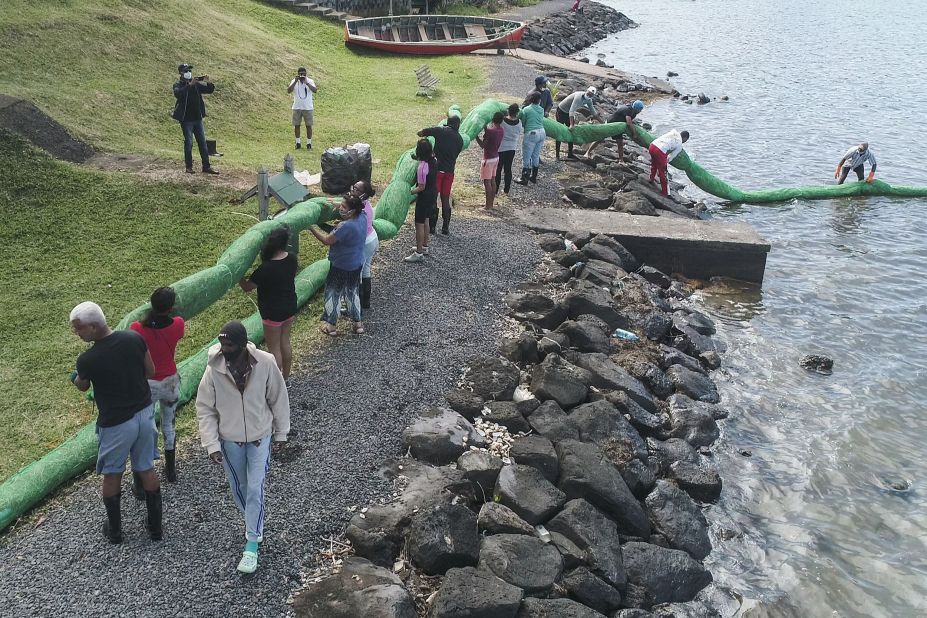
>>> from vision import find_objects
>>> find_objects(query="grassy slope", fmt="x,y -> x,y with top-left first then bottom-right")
0,0 -> 484,481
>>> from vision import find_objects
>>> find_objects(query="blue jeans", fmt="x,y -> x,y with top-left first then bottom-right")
523,128 -> 545,168
220,436 -> 271,543
149,374 -> 180,450
362,232 -> 379,278
181,118 -> 211,170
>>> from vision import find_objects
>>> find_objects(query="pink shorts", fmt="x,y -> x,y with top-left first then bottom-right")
262,315 -> 295,328
480,157 -> 500,181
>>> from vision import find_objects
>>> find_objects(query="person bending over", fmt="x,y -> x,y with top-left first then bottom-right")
835,142 -> 877,184
585,99 -> 645,160
649,129 -> 689,196
555,86 -> 602,160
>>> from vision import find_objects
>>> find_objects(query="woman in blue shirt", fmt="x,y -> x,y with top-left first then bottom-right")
309,194 -> 368,335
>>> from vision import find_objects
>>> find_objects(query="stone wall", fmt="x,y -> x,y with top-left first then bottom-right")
520,2 -> 637,56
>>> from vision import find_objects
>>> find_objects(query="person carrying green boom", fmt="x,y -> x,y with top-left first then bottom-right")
835,142 -> 877,184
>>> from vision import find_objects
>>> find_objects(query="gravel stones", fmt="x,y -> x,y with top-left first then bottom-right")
292,558 -> 416,618
479,534 -> 564,594
510,435 -> 559,483
402,407 -> 486,465
465,356 -> 522,401
555,440 -> 649,538
478,502 -> 535,536
645,481 -> 711,560
621,542 -> 712,605
407,503 -> 480,575
530,354 -> 590,409
546,499 -> 627,589
430,566 -> 524,618
494,464 -> 567,525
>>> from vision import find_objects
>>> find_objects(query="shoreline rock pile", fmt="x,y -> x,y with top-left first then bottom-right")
293,231 -> 733,617
520,3 -> 637,57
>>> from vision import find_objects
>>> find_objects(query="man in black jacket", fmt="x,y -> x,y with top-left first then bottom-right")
172,63 -> 218,174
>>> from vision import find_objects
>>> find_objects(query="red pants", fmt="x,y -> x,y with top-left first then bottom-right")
649,143 -> 668,195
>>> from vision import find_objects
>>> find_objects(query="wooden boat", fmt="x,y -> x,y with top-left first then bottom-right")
344,15 -> 526,55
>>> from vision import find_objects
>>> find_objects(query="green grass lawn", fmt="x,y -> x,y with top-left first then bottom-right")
0,0 -> 485,482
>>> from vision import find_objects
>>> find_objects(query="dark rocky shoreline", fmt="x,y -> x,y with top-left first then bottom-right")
520,3 -> 638,57
294,229 -> 730,617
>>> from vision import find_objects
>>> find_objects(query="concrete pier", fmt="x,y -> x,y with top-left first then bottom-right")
516,208 -> 771,284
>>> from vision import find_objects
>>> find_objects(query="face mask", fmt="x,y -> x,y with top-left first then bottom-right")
222,347 -> 243,364
183,71 -> 193,80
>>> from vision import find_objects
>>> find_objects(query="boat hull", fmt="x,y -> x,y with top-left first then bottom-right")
344,15 -> 525,55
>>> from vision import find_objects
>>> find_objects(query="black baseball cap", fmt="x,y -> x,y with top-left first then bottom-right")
178,63 -> 193,74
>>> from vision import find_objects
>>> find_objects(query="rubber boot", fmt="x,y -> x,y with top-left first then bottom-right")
102,494 -> 123,544
514,167 -> 529,186
441,204 -> 451,235
530,167 -> 539,184
131,470 -> 145,501
145,488 -> 163,541
361,278 -> 371,310
164,449 -> 177,483
428,205 -> 438,235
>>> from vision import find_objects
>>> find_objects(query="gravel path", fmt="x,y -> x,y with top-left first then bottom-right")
0,217 -> 543,617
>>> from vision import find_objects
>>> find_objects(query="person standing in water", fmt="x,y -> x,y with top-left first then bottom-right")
835,142 -> 877,184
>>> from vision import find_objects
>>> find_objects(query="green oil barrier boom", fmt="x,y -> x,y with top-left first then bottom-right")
3,98 -> 926,531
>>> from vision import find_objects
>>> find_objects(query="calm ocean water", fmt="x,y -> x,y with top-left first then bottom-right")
589,1 -> 927,615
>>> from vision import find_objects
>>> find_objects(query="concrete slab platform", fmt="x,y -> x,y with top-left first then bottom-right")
517,208 -> 771,284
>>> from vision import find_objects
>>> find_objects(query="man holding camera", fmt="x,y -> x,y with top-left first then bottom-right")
287,67 -> 317,150
172,63 -> 218,174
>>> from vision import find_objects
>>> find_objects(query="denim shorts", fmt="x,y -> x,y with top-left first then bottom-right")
95,403 -> 158,475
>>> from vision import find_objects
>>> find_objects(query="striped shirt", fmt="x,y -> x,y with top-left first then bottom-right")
842,146 -> 877,170
558,92 -> 596,118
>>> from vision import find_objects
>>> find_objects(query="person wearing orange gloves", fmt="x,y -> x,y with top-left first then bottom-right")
835,142 -> 877,184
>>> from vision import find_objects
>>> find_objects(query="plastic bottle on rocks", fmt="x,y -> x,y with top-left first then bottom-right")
611,328 -> 640,341
564,238 -> 579,251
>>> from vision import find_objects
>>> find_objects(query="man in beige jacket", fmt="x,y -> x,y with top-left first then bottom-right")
196,321 -> 289,574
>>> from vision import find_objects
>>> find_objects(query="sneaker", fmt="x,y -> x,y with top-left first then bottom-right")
185,167 -> 195,174
403,251 -> 425,263
245,533 -> 264,543
237,550 -> 258,574
203,167 -> 219,175
307,141 -> 313,150
295,142 -> 301,149
410,246 -> 429,254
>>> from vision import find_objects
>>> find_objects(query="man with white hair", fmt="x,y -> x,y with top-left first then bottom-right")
835,142 -> 877,184
70,301 -> 162,544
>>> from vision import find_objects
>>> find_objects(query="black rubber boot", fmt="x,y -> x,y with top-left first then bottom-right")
530,167 -> 539,184
428,205 -> 438,235
102,494 -> 123,544
441,204 -> 451,235
131,471 -> 145,501
361,278 -> 371,310
514,167 -> 530,186
145,489 -> 163,541
164,449 -> 177,483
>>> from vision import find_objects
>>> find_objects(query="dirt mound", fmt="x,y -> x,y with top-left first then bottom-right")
0,95 -> 95,163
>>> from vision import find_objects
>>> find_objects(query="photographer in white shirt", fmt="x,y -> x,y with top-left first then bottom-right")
287,67 -> 317,150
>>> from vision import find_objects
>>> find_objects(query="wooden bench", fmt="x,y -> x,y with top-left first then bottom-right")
415,65 -> 440,97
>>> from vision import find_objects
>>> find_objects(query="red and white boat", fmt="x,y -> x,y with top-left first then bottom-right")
344,14 -> 526,55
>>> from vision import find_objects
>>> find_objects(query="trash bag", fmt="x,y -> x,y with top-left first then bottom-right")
320,143 -> 372,194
